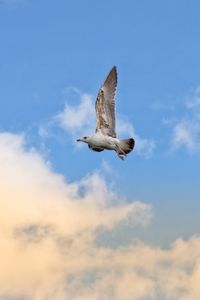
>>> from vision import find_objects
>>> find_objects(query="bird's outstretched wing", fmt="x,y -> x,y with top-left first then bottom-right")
95,66 -> 117,138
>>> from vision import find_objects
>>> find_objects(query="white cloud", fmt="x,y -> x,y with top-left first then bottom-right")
56,93 -> 95,135
1,132 -> 200,299
0,131 -> 152,300
56,89 -> 155,157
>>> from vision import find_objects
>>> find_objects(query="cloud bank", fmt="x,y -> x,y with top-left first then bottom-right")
0,132 -> 151,300
0,132 -> 200,300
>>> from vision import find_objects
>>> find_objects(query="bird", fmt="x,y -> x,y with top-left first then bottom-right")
76,66 -> 135,160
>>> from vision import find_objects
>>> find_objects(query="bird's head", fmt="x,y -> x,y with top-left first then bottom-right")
76,136 -> 90,143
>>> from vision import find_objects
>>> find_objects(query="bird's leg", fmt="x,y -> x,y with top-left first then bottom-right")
116,145 -> 127,156
117,153 -> 125,160
115,144 -> 126,160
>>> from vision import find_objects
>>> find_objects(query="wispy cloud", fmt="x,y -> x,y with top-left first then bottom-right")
117,117 -> 155,158
55,88 -> 155,157
171,120 -> 200,152
186,86 -> 200,110
170,87 -> 200,153
0,132 -> 200,299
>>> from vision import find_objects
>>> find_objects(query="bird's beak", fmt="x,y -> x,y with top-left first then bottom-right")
76,139 -> 81,142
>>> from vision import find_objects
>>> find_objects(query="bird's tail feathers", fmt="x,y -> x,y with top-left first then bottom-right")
119,138 -> 135,154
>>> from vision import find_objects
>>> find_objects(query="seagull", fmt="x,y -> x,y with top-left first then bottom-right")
77,66 -> 135,160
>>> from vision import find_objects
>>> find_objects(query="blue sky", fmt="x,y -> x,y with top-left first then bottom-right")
1,0 -> 200,241
1,1 -> 200,299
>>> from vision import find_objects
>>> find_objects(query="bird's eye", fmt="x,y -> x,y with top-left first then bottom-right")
83,136 -> 87,139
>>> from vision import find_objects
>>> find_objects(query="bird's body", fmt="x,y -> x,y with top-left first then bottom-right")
77,66 -> 135,160
87,133 -> 118,151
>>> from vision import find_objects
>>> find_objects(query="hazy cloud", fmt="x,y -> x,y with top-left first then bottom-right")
117,118 -> 155,158
186,86 -> 200,110
170,87 -> 200,153
171,120 -> 200,152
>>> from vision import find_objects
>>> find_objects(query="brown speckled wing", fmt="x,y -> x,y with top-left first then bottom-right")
95,66 -> 117,138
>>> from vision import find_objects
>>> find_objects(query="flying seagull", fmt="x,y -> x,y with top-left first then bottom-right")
77,66 -> 135,160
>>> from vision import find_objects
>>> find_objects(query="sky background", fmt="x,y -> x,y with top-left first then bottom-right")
1,1 -> 200,299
